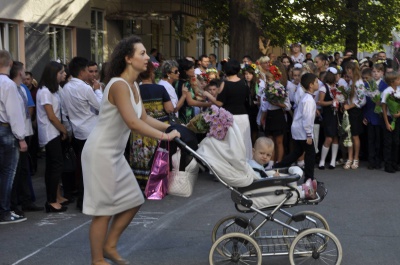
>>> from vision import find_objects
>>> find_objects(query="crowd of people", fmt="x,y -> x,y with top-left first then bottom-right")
1,35 -> 399,263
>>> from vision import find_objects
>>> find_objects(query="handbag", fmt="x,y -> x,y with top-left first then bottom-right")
168,149 -> 199,197
145,134 -> 170,200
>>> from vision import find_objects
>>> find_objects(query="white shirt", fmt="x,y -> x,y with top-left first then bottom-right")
381,86 -> 395,117
158,79 -> 178,107
36,87 -> 61,147
286,80 -> 298,103
61,77 -> 103,140
291,93 -> 316,140
337,78 -> 348,88
194,68 -> 205,76
0,75 -> 25,140
291,53 -> 305,64
18,85 -> 34,136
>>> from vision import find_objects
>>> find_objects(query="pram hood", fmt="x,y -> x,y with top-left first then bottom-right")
197,122 -> 260,187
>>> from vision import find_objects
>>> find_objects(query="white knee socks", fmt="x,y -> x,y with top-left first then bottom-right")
319,145 -> 330,167
330,144 -> 339,167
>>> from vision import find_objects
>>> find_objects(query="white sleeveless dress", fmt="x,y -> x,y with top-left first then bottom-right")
82,77 -> 145,216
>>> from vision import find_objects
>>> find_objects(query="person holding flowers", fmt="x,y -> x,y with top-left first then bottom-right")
317,67 -> 340,170
381,71 -> 400,173
363,62 -> 387,169
342,61 -> 366,170
242,63 -> 262,145
260,64 -> 290,165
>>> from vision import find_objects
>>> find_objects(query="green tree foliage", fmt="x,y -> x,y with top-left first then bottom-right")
192,0 -> 400,54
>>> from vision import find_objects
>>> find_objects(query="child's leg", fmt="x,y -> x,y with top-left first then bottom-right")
319,137 -> 333,168
274,140 -> 304,168
329,137 -> 339,168
303,140 -> 316,182
383,127 -> 394,172
367,123 -> 376,168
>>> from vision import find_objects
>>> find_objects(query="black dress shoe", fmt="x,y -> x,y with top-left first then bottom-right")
393,165 -> 400,171
22,203 -> 44,212
318,166 -> 325,170
328,165 -> 335,170
45,203 -> 67,213
385,167 -> 396,173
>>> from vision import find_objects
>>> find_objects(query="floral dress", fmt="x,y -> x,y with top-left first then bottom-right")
347,79 -> 366,136
130,83 -> 170,190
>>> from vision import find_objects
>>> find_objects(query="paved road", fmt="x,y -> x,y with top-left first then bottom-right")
1,158 -> 400,265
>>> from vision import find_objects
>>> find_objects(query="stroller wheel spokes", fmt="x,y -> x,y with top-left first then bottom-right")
209,232 -> 262,265
289,228 -> 343,265
283,210 -> 330,247
212,215 -> 257,243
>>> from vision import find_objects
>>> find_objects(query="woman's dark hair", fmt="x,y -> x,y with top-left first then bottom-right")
324,71 -> 336,84
139,61 -> 155,81
280,55 -> 294,69
301,73 -> 318,91
60,64 -> 70,87
177,58 -> 194,80
224,59 -> 241,76
105,35 -> 142,84
38,61 -> 63,93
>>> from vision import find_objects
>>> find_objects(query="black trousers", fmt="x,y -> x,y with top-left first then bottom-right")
367,124 -> 382,167
45,136 -> 63,203
274,139 -> 315,182
11,147 -> 33,209
72,138 -> 86,204
383,121 -> 399,168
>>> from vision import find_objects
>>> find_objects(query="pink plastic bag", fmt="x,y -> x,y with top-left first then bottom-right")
145,137 -> 169,200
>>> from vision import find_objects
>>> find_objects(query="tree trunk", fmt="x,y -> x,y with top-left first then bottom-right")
228,0 -> 261,61
344,0 -> 359,55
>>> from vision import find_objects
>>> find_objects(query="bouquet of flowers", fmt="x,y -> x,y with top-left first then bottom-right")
365,80 -> 382,114
186,105 -> 234,140
337,86 -> 349,102
264,81 -> 288,104
385,90 -> 400,129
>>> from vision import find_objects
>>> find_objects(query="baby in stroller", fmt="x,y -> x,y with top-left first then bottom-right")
248,137 -> 317,200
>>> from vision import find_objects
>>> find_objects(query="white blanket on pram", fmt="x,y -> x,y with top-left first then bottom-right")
197,122 -> 260,187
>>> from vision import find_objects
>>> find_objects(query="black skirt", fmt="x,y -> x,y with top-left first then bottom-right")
322,108 -> 338,137
265,109 -> 287,133
348,107 -> 364,136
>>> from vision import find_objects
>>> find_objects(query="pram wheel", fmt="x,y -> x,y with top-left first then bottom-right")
209,232 -> 262,265
289,228 -> 343,265
283,211 -> 329,247
211,215 -> 257,243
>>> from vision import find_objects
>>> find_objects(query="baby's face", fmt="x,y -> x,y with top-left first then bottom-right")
252,144 -> 273,166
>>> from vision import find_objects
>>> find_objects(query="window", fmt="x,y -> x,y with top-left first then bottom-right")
196,22 -> 204,58
0,21 -> 19,60
91,10 -> 104,64
49,26 -> 72,64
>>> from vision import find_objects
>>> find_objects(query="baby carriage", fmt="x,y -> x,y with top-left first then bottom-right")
173,122 -> 342,265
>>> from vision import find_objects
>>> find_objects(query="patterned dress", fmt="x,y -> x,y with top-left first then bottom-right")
130,83 -> 171,189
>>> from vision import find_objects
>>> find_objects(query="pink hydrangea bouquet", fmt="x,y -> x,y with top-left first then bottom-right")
264,81 -> 288,104
186,105 -> 234,140
386,90 -> 400,129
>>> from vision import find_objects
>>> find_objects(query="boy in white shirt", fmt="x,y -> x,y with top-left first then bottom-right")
274,73 -> 319,183
248,137 -> 317,199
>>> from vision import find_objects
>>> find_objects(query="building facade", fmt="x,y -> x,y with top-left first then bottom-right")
0,0 -> 228,79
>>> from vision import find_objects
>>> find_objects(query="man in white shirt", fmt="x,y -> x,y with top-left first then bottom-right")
0,50 -> 27,224
9,61 -> 43,216
61,57 -> 103,210
194,55 -> 209,76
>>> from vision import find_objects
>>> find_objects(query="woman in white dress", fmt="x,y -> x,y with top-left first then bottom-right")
82,36 -> 180,265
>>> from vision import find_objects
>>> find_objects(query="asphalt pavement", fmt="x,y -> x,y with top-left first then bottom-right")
1,158 -> 400,265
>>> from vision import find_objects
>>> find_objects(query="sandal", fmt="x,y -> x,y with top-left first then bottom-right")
343,160 -> 353,169
351,160 -> 359,169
